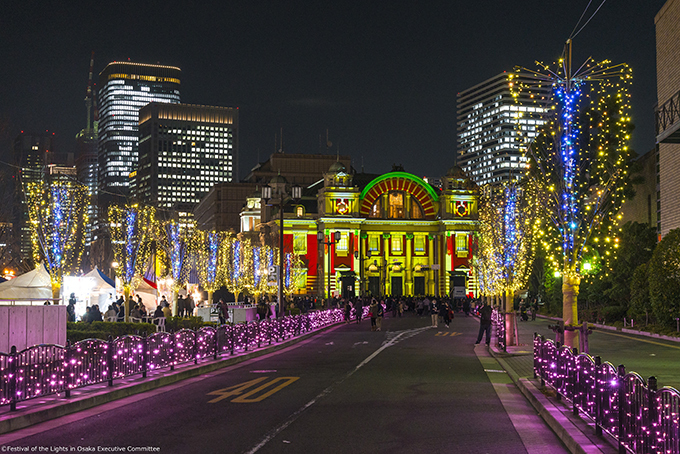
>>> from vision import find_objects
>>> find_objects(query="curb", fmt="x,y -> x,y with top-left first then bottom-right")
491,350 -> 616,454
0,325 -> 337,435
536,315 -> 680,343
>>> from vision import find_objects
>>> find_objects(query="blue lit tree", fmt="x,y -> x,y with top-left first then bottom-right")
26,180 -> 88,299
196,230 -> 226,307
109,204 -> 155,320
517,42 -> 633,347
476,181 -> 538,345
159,220 -> 194,316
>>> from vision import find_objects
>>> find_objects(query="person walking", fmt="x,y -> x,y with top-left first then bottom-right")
355,299 -> 363,324
476,301 -> 493,346
440,301 -> 452,328
430,298 -> 439,328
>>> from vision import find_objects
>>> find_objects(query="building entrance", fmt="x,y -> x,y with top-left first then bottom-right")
368,276 -> 380,297
414,276 -> 425,296
391,276 -> 403,296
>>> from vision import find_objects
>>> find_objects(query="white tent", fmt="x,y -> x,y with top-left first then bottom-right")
0,265 -> 53,304
133,278 -> 158,313
83,267 -> 115,310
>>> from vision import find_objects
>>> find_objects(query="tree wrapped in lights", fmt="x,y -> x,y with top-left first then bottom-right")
517,41 -> 633,347
222,235 -> 254,303
25,180 -> 88,299
195,229 -> 227,307
109,204 -> 155,320
159,220 -> 195,316
284,253 -> 305,297
476,182 -> 540,346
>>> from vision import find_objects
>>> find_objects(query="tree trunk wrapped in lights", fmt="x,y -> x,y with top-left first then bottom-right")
475,182 -> 539,346
26,180 -> 88,299
159,220 -> 195,316
516,41 -> 633,348
195,230 -> 225,307
109,204 -> 155,321
284,253 -> 305,298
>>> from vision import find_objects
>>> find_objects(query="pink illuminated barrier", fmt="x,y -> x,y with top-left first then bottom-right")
0,309 -> 346,411
534,333 -> 680,454
491,308 -> 506,351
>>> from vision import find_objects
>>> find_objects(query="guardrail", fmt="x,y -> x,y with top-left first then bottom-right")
0,308 -> 346,411
533,333 -> 680,454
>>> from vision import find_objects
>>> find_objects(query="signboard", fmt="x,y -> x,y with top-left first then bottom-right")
453,287 -> 466,297
267,266 -> 279,286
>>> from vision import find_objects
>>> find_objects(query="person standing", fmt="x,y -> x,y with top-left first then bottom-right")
476,302 -> 493,346
355,299 -> 363,324
440,301 -> 452,328
369,299 -> 378,331
430,299 -> 438,328
376,299 -> 384,331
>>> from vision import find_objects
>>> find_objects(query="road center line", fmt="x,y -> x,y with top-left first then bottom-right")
243,326 -> 431,454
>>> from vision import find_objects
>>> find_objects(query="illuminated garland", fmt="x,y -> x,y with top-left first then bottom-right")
159,220 -> 194,292
196,230 -> 223,294
25,180 -> 88,296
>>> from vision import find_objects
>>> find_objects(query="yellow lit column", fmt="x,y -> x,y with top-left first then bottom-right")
405,234 -> 413,296
428,235 -> 435,295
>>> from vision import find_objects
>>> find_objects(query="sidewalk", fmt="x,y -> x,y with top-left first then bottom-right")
469,314 -> 619,454
0,325 -> 336,435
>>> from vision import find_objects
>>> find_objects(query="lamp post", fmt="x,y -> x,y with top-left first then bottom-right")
262,182 -> 302,318
318,231 -> 341,302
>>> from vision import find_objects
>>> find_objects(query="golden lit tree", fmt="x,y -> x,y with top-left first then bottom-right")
195,230 -> 227,306
26,180 -> 88,299
109,204 -> 155,320
517,42 -> 633,347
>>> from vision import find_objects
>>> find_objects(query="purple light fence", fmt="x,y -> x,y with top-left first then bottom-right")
0,308 -> 345,411
534,333 -> 680,454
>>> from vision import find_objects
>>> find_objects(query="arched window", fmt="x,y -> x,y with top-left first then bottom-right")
370,201 -> 382,218
388,192 -> 405,218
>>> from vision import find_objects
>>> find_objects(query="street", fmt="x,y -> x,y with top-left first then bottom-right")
0,315 -> 567,454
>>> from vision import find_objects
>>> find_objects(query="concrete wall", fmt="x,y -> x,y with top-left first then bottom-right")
0,306 -> 67,353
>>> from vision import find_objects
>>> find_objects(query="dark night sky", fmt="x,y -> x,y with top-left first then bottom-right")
0,0 -> 666,180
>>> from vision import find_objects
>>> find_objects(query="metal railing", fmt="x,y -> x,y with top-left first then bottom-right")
0,309 -> 346,411
656,90 -> 680,139
534,333 -> 680,454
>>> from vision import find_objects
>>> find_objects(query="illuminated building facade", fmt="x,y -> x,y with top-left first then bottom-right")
137,103 -> 238,223
457,72 -> 549,186
257,163 -> 479,298
97,62 -> 181,197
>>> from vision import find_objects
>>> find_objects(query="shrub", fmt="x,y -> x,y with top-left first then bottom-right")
164,316 -> 216,332
648,228 -> 680,328
67,321 -> 156,343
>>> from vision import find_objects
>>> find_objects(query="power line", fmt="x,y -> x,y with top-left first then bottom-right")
571,0 -> 608,40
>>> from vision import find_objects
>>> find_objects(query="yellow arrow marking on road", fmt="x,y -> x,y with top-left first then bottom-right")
207,376 -> 300,404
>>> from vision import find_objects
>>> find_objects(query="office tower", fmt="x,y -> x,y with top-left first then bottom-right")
13,132 -> 55,264
457,72 -> 549,186
137,103 -> 238,225
656,0 -> 680,237
97,62 -> 180,198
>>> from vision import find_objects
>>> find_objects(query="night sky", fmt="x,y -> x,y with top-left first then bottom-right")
0,0 -> 666,180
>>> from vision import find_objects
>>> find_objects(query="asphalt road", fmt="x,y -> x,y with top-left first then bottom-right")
1,315 -> 567,454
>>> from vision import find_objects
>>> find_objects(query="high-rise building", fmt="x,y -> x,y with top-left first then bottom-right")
136,102 -> 238,224
97,62 -> 181,197
457,72 -> 549,186
655,0 -> 680,237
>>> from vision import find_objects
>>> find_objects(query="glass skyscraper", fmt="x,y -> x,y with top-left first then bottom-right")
457,72 -> 549,186
97,62 -> 181,196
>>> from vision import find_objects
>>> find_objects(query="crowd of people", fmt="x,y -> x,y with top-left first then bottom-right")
67,292 -> 174,323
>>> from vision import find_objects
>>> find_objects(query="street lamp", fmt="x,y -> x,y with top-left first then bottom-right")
318,230 -> 341,301
262,180 -> 302,318
354,249 -> 363,296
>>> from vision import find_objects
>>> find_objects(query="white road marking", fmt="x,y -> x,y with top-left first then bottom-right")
243,326 -> 431,454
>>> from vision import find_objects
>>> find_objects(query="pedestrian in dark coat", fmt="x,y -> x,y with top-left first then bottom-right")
476,302 -> 493,346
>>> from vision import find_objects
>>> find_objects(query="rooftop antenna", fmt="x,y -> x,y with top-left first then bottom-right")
279,127 -> 284,153
361,156 -> 364,173
326,129 -> 332,153
336,142 -> 340,161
